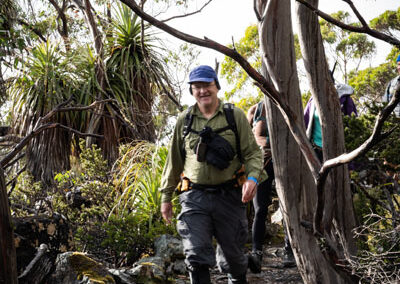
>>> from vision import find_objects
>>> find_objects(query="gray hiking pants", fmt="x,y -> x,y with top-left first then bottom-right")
177,187 -> 248,276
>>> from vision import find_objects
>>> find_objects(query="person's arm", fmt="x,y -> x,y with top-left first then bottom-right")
234,108 -> 266,202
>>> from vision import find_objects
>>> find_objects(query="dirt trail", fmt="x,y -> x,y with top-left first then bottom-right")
210,245 -> 303,284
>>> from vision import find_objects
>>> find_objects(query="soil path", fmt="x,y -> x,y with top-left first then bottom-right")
210,245 -> 304,284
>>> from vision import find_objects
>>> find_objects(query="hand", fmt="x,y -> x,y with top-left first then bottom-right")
241,179 -> 257,203
161,202 -> 173,225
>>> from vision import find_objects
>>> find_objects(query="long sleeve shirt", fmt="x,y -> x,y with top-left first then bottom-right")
160,100 -> 266,203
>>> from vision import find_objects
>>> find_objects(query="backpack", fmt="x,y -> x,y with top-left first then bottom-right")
182,103 -> 243,164
253,101 -> 266,126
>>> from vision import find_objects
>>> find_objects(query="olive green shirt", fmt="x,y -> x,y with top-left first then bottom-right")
160,100 -> 267,203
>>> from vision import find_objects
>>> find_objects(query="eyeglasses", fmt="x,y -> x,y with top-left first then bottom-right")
191,82 -> 216,91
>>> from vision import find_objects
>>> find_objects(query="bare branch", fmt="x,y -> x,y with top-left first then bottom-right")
295,0 -> 400,47
42,99 -> 115,123
48,0 -> 70,48
1,123 -> 103,168
16,19 -> 47,42
0,135 -> 22,144
6,165 -> 26,195
161,0 -> 213,23
253,0 -> 262,22
339,0 -> 368,27
0,99 -> 111,168
4,153 -> 24,170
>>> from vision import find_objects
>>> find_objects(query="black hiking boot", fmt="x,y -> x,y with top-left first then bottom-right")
189,265 -> 211,284
282,247 -> 296,268
248,250 -> 262,273
228,273 -> 247,284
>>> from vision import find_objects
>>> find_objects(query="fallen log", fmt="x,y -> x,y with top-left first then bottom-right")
0,166 -> 18,284
18,244 -> 54,284
14,213 -> 73,274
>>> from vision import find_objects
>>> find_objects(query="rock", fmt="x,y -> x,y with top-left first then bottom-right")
154,234 -> 184,262
128,256 -> 166,283
108,268 -> 136,284
271,208 -> 283,225
171,259 -> 187,275
47,252 -> 115,284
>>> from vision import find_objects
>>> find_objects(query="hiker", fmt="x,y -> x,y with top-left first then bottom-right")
246,100 -> 296,272
160,65 -> 266,284
382,54 -> 400,117
304,83 -> 358,161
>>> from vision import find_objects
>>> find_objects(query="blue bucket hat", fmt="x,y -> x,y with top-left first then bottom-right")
397,54 -> 400,63
188,65 -> 218,84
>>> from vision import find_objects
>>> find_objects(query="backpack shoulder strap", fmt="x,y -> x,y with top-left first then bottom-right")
181,105 -> 195,159
183,105 -> 195,138
223,103 -> 243,164
254,101 -> 266,123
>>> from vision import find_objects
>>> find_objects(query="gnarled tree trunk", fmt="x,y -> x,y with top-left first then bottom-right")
257,0 -> 357,283
0,167 -> 18,284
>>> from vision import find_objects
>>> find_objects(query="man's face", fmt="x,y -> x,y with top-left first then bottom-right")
191,81 -> 219,108
397,61 -> 400,75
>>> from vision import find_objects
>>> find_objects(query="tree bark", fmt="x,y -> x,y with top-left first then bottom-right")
295,0 -> 357,259
0,167 -> 18,284
257,0 -> 357,283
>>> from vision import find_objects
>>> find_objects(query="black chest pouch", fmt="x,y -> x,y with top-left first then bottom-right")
194,126 -> 235,170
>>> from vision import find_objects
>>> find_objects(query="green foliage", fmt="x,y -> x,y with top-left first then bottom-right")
293,34 -> 302,61
320,11 -> 376,82
220,24 -> 261,102
10,41 -> 77,129
102,212 -> 175,265
369,7 -> 400,37
348,62 -> 396,102
107,141 -> 179,264
301,91 -> 312,108
343,104 -> 400,276
219,24 -> 302,109
344,102 -> 400,166
79,140 -> 109,180
112,142 -> 178,222
50,140 -> 178,266
52,141 -> 115,253
9,171 -> 45,217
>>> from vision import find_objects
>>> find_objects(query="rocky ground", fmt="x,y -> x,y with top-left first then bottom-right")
175,244 -> 303,284
213,245 -> 303,284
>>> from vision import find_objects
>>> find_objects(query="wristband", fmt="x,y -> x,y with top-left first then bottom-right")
247,176 -> 258,185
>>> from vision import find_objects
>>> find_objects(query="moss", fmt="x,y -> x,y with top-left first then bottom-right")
69,252 -> 115,284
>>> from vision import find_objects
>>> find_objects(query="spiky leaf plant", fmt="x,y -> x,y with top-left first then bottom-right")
9,41 -> 78,186
106,3 -> 174,143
